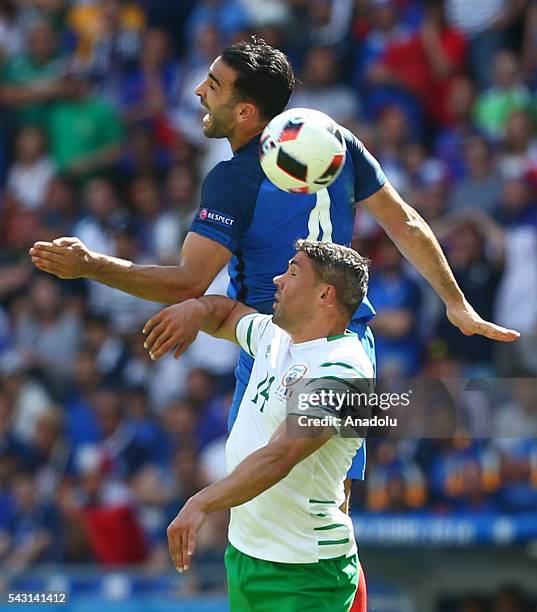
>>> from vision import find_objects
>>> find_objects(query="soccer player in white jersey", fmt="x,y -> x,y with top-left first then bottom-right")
143,240 -> 374,611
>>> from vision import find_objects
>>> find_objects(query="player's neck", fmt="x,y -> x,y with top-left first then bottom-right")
289,315 -> 349,345
228,124 -> 265,152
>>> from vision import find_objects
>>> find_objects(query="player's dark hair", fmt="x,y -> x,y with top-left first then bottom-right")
221,36 -> 294,120
295,240 -> 370,318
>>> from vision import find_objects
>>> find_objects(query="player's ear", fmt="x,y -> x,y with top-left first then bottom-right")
237,102 -> 256,123
319,284 -> 337,306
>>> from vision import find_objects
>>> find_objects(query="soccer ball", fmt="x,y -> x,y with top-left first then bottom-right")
259,108 -> 346,194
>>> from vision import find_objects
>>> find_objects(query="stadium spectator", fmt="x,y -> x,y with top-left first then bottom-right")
291,45 -> 360,125
492,378 -> 537,511
0,1 -> 24,60
64,349 -> 103,449
427,434 -> 501,511
46,72 -> 124,178
94,388 -> 152,479
444,0 -> 524,88
355,0 -> 412,87
66,0 -> 145,78
119,27 -> 181,135
498,109 -> 537,181
118,124 -> 170,185
30,407 -> 75,503
1,19 -> 69,128
184,0 -> 250,46
129,174 -> 181,264
2,472 -> 59,571
164,163 -> 200,241
0,391 -> 30,475
366,441 -> 427,512
6,125 -> 55,212
374,0 -> 467,126
448,135 -> 502,213
38,175 -> 80,241
1,351 -> 52,446
434,217 -> 503,375
434,75 -> 479,179
73,444 -> 148,565
495,176 -> 537,229
368,235 -> 422,376
474,50 -> 534,140
521,0 -> 537,84
13,275 -> 81,390
306,0 -> 355,47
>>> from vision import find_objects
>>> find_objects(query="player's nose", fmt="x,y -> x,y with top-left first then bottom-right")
273,274 -> 283,289
194,80 -> 206,98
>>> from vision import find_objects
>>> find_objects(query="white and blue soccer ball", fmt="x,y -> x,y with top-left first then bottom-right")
259,108 -> 346,194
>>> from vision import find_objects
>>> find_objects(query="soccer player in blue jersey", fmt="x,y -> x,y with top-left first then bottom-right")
30,32 -> 518,537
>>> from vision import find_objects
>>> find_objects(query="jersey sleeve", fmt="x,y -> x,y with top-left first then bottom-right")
235,313 -> 273,358
190,162 -> 252,252
343,129 -> 387,202
289,361 -> 374,435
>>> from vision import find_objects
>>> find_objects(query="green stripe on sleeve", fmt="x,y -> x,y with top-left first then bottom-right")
309,499 -> 336,504
320,362 -> 367,377
305,377 -> 363,391
314,523 -> 345,531
245,319 -> 254,355
318,538 -> 350,546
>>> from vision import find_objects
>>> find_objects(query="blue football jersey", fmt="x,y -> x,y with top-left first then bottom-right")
190,128 -> 386,321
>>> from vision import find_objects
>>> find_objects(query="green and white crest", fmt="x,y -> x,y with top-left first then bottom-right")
281,364 -> 308,387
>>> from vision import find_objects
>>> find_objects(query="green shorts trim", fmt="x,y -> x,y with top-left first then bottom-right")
225,543 -> 358,612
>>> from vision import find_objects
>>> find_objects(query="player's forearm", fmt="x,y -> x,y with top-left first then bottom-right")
190,444 -> 291,513
88,253 -> 203,304
196,295 -> 247,341
385,204 -> 465,308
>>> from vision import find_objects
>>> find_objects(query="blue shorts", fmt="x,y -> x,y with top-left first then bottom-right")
228,322 -> 376,480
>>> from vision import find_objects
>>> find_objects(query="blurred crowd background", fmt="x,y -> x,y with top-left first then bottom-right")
0,0 -> 536,609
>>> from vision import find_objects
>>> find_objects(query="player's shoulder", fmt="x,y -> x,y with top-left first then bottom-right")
203,140 -> 264,183
202,154 -> 265,200
312,336 -> 374,380
339,125 -> 367,157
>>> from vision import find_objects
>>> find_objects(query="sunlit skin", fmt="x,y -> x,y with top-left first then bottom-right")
272,251 -> 350,343
194,56 -> 267,151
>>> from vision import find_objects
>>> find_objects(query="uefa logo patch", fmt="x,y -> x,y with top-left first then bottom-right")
198,208 -> 235,226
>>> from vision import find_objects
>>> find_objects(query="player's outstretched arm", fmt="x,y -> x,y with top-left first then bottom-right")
166,418 -> 332,573
142,295 -> 255,360
361,181 -> 520,342
28,232 -> 231,305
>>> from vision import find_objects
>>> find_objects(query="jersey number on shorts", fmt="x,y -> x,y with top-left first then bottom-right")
307,188 -> 333,242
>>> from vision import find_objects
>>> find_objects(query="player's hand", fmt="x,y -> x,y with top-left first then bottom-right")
29,237 -> 94,279
143,299 -> 206,360
446,298 -> 520,342
167,497 -> 207,573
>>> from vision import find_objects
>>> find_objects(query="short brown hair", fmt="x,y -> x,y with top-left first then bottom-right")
295,240 -> 369,317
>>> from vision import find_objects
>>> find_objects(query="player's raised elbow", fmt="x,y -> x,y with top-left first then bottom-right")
389,204 -> 424,241
166,267 -> 211,305
363,182 -> 423,241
